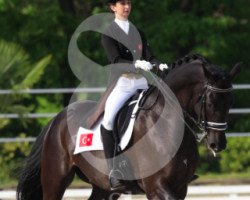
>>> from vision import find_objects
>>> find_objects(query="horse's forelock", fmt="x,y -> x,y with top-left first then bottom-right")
203,64 -> 232,88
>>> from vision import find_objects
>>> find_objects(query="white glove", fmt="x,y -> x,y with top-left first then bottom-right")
159,63 -> 169,71
135,60 -> 153,71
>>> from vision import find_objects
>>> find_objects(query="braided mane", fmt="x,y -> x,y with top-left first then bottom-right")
168,53 -> 231,87
170,53 -> 210,70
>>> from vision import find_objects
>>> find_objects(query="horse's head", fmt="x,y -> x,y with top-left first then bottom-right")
163,55 -> 241,153
193,62 -> 242,153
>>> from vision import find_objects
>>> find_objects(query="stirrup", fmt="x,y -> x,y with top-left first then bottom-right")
109,170 -> 126,191
109,169 -> 124,179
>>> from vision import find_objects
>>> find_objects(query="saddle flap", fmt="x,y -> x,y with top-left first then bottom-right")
86,82 -> 116,129
113,90 -> 143,143
113,87 -> 156,151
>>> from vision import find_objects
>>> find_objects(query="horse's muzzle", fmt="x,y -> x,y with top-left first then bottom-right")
206,131 -> 227,153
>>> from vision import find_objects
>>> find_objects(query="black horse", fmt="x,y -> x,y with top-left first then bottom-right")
17,54 -> 241,200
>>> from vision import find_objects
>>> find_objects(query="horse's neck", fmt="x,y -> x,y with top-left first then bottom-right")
165,62 -> 204,89
162,63 -> 203,155
164,62 -> 205,110
165,62 -> 206,142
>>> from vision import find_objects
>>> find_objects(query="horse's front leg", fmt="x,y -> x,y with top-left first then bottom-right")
142,177 -> 185,200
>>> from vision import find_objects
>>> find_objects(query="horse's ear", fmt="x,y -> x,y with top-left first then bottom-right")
230,62 -> 242,81
202,65 -> 215,81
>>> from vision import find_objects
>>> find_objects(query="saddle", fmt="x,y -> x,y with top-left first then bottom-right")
113,85 -> 156,145
86,83 -> 156,137
113,89 -> 143,144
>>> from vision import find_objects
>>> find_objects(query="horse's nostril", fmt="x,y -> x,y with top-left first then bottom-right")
210,143 -> 216,150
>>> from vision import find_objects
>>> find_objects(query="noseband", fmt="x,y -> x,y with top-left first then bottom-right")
185,83 -> 233,142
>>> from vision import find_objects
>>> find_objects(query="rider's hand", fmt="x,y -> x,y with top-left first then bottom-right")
135,60 -> 153,71
159,63 -> 169,71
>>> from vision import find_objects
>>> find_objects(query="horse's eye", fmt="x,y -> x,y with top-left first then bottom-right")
195,95 -> 202,104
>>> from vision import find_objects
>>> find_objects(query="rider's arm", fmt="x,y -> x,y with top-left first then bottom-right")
140,31 -> 169,74
139,30 -> 161,68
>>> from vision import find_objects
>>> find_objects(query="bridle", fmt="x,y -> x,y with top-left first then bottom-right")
184,83 -> 233,142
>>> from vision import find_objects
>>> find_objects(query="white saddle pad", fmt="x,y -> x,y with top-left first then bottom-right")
74,90 -> 145,154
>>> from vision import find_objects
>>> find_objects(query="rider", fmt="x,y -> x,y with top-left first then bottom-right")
101,0 -> 169,190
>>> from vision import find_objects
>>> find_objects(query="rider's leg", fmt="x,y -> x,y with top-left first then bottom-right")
101,76 -> 148,190
102,76 -> 148,130
101,125 -> 125,191
101,77 -> 135,190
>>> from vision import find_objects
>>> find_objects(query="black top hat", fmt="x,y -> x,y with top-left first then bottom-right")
106,0 -> 119,4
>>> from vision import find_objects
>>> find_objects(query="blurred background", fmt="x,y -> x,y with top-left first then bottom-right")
0,0 -> 249,196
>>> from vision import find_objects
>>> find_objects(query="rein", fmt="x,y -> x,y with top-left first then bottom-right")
140,66 -> 233,142
184,83 -> 233,142
138,85 -> 160,111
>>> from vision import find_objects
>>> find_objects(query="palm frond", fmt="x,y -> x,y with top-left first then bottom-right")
0,40 -> 51,128
15,55 -> 52,89
0,40 -> 29,84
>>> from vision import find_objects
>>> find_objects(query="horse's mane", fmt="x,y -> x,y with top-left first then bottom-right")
170,53 -> 210,70
167,53 -> 231,87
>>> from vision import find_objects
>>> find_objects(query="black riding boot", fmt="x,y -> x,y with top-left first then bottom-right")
100,125 -> 125,191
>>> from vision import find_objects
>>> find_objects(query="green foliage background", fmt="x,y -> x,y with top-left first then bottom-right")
0,0 -> 249,186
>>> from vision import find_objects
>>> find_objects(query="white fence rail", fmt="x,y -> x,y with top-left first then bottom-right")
0,108 -> 249,119
0,113 -> 57,119
0,132 -> 250,143
233,84 -> 250,90
0,87 -> 106,94
230,109 -> 250,114
0,85 -> 250,119
0,84 -> 249,94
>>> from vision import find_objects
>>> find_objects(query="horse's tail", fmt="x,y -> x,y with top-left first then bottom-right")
16,120 -> 53,200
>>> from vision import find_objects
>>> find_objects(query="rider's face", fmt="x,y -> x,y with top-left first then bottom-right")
110,0 -> 132,20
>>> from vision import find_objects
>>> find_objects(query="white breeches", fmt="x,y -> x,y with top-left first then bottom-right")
102,76 -> 148,130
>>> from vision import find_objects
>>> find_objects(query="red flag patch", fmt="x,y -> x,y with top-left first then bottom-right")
138,44 -> 143,50
79,133 -> 93,147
